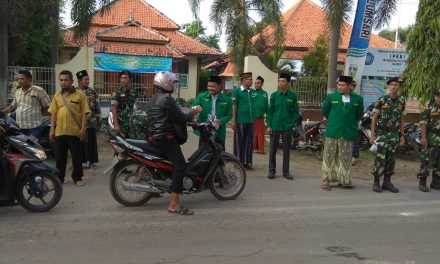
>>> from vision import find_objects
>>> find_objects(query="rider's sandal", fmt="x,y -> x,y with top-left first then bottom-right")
321,180 -> 331,191
168,207 -> 194,215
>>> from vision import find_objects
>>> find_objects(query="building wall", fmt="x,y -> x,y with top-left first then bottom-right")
179,56 -> 198,101
244,56 -> 278,96
55,48 -> 94,91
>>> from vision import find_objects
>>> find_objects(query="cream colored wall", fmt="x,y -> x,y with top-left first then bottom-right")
179,56 -> 198,101
55,47 -> 94,91
244,56 -> 278,96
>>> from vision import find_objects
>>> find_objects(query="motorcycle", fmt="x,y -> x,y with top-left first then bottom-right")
104,115 -> 246,206
357,106 -> 373,151
399,123 -> 422,157
0,114 -> 62,212
292,112 -> 326,159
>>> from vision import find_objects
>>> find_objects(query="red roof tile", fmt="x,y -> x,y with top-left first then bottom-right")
96,21 -> 169,43
254,0 -> 400,62
159,30 -> 221,56
282,50 -> 346,62
93,41 -> 184,58
92,0 -> 179,30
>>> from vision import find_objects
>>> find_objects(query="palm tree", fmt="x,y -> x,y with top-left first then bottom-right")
71,0 -> 113,40
321,0 -> 399,90
188,0 -> 284,74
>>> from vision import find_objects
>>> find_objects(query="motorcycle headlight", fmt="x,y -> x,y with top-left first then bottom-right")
29,146 -> 47,160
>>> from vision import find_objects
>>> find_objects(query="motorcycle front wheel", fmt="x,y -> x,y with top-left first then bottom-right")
17,171 -> 63,212
210,159 -> 246,200
110,159 -> 155,207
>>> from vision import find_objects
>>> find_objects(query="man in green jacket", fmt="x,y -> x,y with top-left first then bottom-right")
253,76 -> 268,154
191,76 -> 232,150
321,75 -> 364,190
266,73 -> 299,180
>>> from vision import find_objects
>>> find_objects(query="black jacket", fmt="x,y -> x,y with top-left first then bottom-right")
147,91 -> 192,137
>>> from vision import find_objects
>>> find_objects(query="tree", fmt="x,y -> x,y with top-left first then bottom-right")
321,0 -> 399,91
71,0 -> 113,40
401,0 -> 440,102
378,25 -> 414,45
188,0 -> 284,74
181,20 -> 220,49
301,35 -> 329,77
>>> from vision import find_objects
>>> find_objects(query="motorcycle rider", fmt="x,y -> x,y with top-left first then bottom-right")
370,76 -> 405,193
417,89 -> 440,192
147,71 -> 201,215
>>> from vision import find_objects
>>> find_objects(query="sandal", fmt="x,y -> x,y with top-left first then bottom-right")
168,207 -> 194,215
321,180 -> 331,191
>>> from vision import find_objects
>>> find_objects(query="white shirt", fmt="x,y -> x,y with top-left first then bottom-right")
342,94 -> 350,103
211,94 -> 218,117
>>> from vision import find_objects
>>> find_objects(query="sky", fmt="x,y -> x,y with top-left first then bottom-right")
61,0 -> 420,51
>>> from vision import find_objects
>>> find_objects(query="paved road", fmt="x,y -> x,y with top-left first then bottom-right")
1,131 -> 439,264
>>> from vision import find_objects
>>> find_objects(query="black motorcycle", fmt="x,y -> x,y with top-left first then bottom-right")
291,112 -> 326,159
0,115 -> 62,212
399,123 -> 422,157
104,115 -> 246,206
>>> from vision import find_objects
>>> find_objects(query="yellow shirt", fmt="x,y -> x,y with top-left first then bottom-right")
48,88 -> 91,136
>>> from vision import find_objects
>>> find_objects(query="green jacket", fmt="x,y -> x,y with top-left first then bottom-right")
253,89 -> 268,118
191,91 -> 232,141
322,91 -> 364,141
232,86 -> 255,123
266,90 -> 300,132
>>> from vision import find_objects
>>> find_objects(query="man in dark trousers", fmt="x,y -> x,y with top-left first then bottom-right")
49,70 -> 90,186
266,73 -> 299,180
231,72 -> 255,169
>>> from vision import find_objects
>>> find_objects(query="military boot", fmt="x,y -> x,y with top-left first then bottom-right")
382,174 -> 399,193
430,175 -> 440,190
373,176 -> 382,192
419,177 -> 429,192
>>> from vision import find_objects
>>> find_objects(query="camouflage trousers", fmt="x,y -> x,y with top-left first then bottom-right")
372,133 -> 399,177
118,119 -> 132,138
322,137 -> 353,185
417,146 -> 440,179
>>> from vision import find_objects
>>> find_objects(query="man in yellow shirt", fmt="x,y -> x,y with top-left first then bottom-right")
49,70 -> 90,186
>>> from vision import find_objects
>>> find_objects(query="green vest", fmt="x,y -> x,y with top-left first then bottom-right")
322,91 -> 364,141
266,90 -> 299,132
191,91 -> 232,141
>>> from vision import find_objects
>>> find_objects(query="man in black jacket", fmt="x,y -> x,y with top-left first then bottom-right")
148,71 -> 201,215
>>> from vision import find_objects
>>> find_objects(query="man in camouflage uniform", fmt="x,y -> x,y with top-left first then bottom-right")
416,89 -> 440,192
77,70 -> 101,169
370,76 -> 405,193
111,70 -> 138,138
129,108 -> 149,140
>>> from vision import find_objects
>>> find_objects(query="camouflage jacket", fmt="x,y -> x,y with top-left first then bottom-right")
420,102 -> 440,146
129,110 -> 149,140
372,94 -> 405,135
79,86 -> 101,128
111,86 -> 138,126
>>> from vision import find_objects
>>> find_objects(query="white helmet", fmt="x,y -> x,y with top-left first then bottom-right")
153,71 -> 179,92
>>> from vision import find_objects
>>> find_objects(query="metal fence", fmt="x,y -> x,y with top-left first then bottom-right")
8,66 -> 55,100
291,77 -> 327,110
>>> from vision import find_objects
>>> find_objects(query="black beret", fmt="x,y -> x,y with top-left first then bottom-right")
208,75 -> 222,84
386,76 -> 403,85
279,73 -> 291,82
338,75 -> 353,84
240,72 -> 252,80
76,70 -> 88,79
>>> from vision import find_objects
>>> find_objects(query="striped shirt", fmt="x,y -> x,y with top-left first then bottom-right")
11,85 -> 51,129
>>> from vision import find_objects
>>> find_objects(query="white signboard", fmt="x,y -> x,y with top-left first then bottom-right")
362,48 -> 408,78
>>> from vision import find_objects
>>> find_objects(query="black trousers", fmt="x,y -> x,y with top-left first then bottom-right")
150,136 -> 186,193
269,129 -> 293,176
55,135 -> 83,183
81,128 -> 99,164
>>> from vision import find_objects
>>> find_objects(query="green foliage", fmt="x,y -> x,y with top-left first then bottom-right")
71,0 -> 113,40
199,34 -> 220,50
182,19 -> 206,38
301,35 -> 328,77
401,0 -> 440,102
378,25 -> 414,45
188,0 -> 284,74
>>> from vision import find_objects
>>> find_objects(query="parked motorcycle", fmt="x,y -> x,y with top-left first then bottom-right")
0,114 -> 62,212
104,115 -> 246,206
399,123 -> 422,157
357,106 -> 373,150
291,112 -> 326,159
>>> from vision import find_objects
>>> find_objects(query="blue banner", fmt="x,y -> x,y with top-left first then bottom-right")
344,0 -> 376,90
94,53 -> 172,73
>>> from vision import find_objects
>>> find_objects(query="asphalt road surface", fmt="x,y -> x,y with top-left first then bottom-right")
1,131 -> 439,264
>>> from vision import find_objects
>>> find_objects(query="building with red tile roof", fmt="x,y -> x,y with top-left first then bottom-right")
61,0 -> 221,100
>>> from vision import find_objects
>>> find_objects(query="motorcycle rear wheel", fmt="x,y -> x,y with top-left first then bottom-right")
17,171 -> 63,212
110,159 -> 155,207
210,159 -> 246,200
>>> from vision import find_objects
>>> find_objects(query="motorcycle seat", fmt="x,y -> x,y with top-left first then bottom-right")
125,139 -> 165,156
